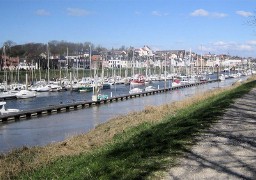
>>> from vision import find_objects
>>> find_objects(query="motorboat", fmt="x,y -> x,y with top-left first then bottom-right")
172,79 -> 181,87
0,90 -> 18,99
145,86 -> 156,92
48,84 -> 62,92
0,101 -> 20,115
78,85 -> 93,92
36,85 -> 51,92
15,90 -> 37,99
130,74 -> 145,86
97,94 -> 108,100
219,74 -> 226,81
129,87 -> 143,94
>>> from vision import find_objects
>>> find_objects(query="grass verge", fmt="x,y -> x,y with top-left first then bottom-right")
1,78 -> 256,179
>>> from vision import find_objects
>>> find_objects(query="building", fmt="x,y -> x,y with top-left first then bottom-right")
1,55 -> 19,70
134,45 -> 154,57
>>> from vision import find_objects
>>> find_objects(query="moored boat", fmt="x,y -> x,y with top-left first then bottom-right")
130,74 -> 145,86
0,101 -> 20,115
78,86 -> 93,92
101,83 -> 111,90
36,85 -> 51,92
219,74 -> 226,81
145,86 -> 156,92
172,79 -> 181,87
15,90 -> 37,99
129,87 -> 143,94
48,84 -> 62,92
0,91 -> 18,100
97,94 -> 108,100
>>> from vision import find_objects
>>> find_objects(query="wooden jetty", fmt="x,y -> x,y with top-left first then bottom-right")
0,80 -> 217,122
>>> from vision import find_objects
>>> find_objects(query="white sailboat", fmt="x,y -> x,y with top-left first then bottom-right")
15,73 -> 37,99
15,89 -> 36,99
36,84 -> 51,92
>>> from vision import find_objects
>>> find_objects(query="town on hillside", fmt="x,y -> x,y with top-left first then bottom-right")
1,43 -> 255,73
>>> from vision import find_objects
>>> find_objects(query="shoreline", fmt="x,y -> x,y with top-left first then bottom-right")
0,77 -> 255,179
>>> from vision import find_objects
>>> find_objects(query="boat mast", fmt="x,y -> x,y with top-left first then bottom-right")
189,48 -> 192,76
132,48 -> 135,77
92,55 -> 98,101
39,59 -> 41,82
200,44 -> 203,74
66,47 -> 69,78
164,53 -> 167,88
89,44 -> 92,78
47,43 -> 50,83
101,55 -> 104,81
146,55 -> 148,78
3,46 -> 8,85
25,72 -> 28,90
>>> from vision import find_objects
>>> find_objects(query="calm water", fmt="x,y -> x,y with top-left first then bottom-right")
0,76 -> 245,153
3,81 -> 166,110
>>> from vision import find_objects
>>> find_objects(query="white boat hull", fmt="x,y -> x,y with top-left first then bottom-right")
0,101 -> 20,115
15,90 -> 37,99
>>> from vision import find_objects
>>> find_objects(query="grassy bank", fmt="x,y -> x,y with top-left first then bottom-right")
1,78 -> 256,179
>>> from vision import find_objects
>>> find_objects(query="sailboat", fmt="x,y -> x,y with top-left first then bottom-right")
15,89 -> 37,99
15,73 -> 37,99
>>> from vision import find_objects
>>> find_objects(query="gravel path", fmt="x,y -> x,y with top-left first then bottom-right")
164,88 -> 256,180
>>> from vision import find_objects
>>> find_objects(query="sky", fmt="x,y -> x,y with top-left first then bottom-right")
1,0 -> 256,57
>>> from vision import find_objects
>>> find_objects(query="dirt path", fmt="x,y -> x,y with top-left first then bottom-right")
164,88 -> 256,180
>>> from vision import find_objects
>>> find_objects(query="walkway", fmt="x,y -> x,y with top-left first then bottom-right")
164,88 -> 256,179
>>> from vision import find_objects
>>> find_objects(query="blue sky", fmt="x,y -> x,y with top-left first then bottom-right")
1,0 -> 256,57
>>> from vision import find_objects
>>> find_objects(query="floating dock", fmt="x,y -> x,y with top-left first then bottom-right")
0,80 -> 217,122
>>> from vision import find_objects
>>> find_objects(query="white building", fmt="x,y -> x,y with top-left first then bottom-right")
18,62 -> 37,70
134,45 -> 154,57
221,59 -> 243,67
108,59 -> 131,68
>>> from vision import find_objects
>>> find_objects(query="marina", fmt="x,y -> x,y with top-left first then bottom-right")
1,1 -> 256,178
0,80 -> 214,122
0,76 -> 247,153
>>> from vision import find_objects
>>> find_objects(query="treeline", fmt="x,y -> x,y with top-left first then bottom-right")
0,40 -> 131,60
1,40 -> 107,58
0,40 -> 134,71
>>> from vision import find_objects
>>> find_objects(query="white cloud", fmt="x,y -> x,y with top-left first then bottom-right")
213,41 -> 232,49
207,41 -> 256,55
200,45 -> 214,52
236,10 -> 253,17
36,9 -> 50,16
237,44 -> 253,51
67,8 -> 90,16
152,11 -> 169,17
152,11 -> 161,16
247,40 -> 256,45
212,12 -> 228,18
134,11 -> 142,16
190,9 -> 227,18
190,9 -> 209,16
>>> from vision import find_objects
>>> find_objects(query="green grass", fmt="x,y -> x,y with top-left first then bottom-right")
17,80 -> 256,180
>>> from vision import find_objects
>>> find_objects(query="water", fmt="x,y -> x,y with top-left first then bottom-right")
0,77 -> 245,153
3,81 -> 165,110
